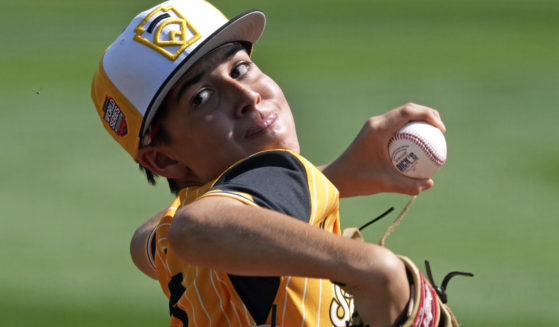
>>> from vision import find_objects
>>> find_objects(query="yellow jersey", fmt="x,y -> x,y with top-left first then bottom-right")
144,150 -> 354,326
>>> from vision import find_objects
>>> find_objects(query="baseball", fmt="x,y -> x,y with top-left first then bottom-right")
388,121 -> 447,179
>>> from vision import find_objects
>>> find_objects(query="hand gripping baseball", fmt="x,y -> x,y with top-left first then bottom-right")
322,103 -> 446,198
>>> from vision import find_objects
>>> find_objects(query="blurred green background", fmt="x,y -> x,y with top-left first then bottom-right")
1,0 -> 558,325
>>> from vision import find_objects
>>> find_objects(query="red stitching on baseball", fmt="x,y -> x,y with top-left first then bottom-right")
389,133 -> 446,166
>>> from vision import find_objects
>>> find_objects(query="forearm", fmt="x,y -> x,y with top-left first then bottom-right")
318,153 -> 383,198
167,196 -> 395,289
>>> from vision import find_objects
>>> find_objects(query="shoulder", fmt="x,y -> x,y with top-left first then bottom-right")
216,150 -> 311,183
208,150 -> 313,221
212,150 -> 314,196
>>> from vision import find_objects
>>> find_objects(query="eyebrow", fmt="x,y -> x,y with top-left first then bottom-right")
175,72 -> 203,103
174,44 -> 246,103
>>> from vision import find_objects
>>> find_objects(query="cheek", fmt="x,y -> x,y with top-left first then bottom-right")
259,74 -> 287,103
264,77 -> 293,123
187,117 -> 234,149
259,76 -> 299,150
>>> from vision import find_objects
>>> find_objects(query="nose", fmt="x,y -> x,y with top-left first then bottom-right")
228,80 -> 261,118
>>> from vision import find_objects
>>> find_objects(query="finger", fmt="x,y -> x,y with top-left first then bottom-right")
407,103 -> 446,133
385,170 -> 434,195
390,103 -> 446,133
405,180 -> 433,195
423,109 -> 446,133
419,179 -> 434,192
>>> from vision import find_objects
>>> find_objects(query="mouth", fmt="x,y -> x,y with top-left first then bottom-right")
245,113 -> 278,138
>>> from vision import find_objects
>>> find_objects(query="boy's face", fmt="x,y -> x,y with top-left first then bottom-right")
158,43 -> 299,184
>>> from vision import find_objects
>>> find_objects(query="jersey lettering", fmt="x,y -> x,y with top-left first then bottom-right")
329,284 -> 354,326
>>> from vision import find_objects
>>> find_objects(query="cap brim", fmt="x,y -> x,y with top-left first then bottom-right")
140,10 -> 266,137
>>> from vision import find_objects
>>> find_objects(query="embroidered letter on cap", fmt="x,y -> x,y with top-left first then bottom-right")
102,97 -> 128,136
133,4 -> 202,60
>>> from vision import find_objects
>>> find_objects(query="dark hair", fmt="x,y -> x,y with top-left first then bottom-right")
138,99 -> 181,195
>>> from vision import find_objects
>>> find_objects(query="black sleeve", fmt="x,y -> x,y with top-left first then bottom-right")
212,150 -> 312,223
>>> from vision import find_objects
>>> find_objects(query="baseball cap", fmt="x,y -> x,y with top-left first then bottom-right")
91,0 -> 266,160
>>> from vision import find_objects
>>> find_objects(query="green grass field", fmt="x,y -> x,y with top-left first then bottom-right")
1,0 -> 558,325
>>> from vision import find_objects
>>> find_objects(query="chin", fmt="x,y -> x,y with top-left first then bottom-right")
281,140 -> 300,153
269,139 -> 300,153
269,125 -> 299,152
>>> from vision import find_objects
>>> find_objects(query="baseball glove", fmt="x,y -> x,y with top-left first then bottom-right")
342,196 -> 473,327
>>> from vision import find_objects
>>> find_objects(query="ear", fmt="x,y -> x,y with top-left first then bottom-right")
137,147 -> 187,180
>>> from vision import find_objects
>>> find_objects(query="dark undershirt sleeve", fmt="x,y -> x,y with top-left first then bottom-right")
212,150 -> 312,221
210,150 -> 312,324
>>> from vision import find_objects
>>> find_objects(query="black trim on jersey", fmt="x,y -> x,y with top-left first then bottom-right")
212,151 -> 313,325
150,230 -> 157,266
213,151 -> 312,222
145,227 -> 157,270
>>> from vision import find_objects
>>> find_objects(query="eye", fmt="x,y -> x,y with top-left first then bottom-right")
191,89 -> 212,108
230,62 -> 251,78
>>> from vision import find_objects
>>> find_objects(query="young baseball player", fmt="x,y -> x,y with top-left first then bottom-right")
91,0 -> 450,326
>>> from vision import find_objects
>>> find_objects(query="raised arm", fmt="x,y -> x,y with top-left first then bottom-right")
320,103 -> 446,197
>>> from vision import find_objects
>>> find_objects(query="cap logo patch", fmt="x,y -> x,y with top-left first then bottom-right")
133,4 -> 202,61
102,97 -> 128,136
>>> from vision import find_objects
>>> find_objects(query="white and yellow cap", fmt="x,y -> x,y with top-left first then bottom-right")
91,0 -> 266,160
